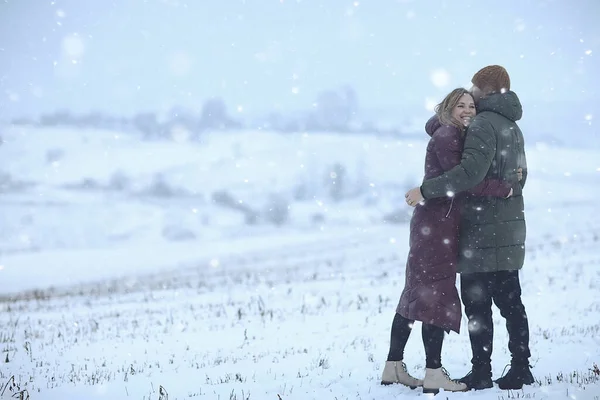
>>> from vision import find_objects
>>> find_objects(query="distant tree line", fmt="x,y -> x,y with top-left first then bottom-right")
11,85 -> 405,139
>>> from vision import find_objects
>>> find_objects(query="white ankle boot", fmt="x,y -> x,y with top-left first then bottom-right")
423,367 -> 468,394
381,361 -> 423,389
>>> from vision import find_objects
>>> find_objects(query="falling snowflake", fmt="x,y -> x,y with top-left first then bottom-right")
424,97 -> 437,112
62,34 -> 85,59
514,18 -> 526,32
421,226 -> 431,235
430,69 -> 451,88
7,92 -> 20,102
468,320 -> 481,333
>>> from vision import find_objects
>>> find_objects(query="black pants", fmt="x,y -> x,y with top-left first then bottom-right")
460,270 -> 531,370
387,313 -> 444,369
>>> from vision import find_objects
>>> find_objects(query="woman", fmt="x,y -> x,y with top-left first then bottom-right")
380,88 -> 518,394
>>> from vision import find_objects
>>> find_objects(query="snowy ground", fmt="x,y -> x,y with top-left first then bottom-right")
0,126 -> 599,399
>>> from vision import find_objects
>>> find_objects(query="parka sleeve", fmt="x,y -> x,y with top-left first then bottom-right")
432,126 -> 510,198
422,119 -> 497,199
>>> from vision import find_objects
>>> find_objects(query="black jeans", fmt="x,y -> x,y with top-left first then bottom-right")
387,313 -> 444,369
460,270 -> 531,370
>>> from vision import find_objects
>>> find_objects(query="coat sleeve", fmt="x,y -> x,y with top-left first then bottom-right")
467,178 -> 512,198
433,126 -> 510,198
421,118 -> 497,199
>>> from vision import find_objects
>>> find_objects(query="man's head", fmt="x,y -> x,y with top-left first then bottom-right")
470,65 -> 511,101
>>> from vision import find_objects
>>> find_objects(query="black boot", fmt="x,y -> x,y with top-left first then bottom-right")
458,365 -> 493,390
495,364 -> 535,390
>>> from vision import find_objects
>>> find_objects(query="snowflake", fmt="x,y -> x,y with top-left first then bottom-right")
514,18 -> 526,32
62,34 -> 85,59
430,69 -> 451,88
8,92 -> 19,102
424,98 -> 437,112
468,320 -> 482,333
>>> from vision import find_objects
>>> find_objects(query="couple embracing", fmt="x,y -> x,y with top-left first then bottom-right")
381,65 -> 534,394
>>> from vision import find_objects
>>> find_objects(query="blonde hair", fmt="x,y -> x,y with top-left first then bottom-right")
434,88 -> 473,131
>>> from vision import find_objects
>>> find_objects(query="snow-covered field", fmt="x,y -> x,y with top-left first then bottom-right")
0,126 -> 599,399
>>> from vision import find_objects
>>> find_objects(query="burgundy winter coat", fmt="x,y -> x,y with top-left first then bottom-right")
396,117 -> 513,333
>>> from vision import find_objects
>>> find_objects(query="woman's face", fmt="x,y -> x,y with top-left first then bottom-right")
451,93 -> 476,127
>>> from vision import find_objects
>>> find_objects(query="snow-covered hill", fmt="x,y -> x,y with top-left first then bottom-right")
0,126 -> 599,399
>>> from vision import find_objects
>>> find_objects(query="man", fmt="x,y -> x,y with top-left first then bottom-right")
404,65 -> 534,390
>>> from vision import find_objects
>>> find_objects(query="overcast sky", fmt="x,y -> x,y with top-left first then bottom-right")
1,0 -> 599,119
